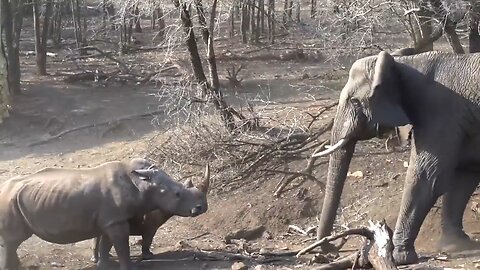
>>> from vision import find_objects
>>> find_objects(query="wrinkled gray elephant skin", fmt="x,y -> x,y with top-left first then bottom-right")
314,50 -> 480,265
0,158 -> 209,270
91,163 -> 210,264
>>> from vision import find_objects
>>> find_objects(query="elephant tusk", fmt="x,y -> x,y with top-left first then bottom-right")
312,138 -> 348,157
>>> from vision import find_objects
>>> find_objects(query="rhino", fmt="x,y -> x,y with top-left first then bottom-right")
0,158 -> 209,270
91,162 -> 210,265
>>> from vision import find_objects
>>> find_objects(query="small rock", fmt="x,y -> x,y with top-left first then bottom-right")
254,265 -> 266,270
347,170 -> 363,178
403,161 -> 409,168
475,264 -> 480,269
231,261 -> 248,270
262,230 -> 273,240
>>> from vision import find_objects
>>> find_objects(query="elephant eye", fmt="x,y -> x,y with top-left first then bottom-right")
175,191 -> 181,198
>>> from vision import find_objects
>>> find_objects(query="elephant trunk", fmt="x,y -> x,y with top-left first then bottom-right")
317,139 -> 356,239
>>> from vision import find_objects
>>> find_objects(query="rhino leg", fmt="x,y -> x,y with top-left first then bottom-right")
0,239 -> 21,270
96,235 -> 116,269
91,236 -> 113,263
140,212 -> 172,260
103,222 -> 135,270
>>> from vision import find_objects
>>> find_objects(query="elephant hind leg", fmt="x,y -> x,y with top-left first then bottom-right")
439,171 -> 480,252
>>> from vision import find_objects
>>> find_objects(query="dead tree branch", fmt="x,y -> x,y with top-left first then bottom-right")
297,220 -> 397,270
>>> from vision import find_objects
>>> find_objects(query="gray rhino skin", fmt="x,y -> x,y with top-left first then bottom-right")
0,158 -> 208,270
91,162 -> 210,265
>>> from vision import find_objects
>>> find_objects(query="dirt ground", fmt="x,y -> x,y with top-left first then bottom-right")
1,10 -> 480,270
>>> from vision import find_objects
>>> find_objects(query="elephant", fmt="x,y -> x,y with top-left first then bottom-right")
312,49 -> 480,265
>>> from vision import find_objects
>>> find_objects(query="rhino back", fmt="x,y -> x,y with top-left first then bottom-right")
14,163 -> 143,244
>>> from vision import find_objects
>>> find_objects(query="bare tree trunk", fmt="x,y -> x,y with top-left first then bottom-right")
267,0 -> 274,44
134,4 -> 142,33
259,0 -> 264,33
174,0 -> 236,131
50,1 -> 63,47
295,0 -> 300,22
283,0 -> 288,25
0,1 -> 11,122
469,2 -> 480,53
33,0 -> 53,75
310,0 -> 316,18
71,0 -> 85,53
240,0 -> 249,43
428,0 -> 464,54
249,0 -> 256,44
288,0 -> 293,20
417,4 -> 433,52
157,7 -> 166,41
82,0 -> 87,38
2,0 -> 23,95
444,23 -> 465,54
256,0 -> 261,39
229,5 -> 235,37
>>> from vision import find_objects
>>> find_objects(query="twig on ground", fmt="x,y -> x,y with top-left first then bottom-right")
28,110 -> 165,147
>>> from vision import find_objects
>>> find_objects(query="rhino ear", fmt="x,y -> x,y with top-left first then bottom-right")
131,169 -> 154,182
183,179 -> 194,188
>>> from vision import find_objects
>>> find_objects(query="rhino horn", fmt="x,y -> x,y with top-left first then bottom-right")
198,164 -> 210,194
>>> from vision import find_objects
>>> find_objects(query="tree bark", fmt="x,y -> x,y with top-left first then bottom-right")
417,4 -> 433,52
428,0 -> 464,54
240,0 -> 249,43
174,0 -> 236,131
50,1 -> 63,47
33,0 -> 53,75
157,7 -> 166,41
0,2 -> 10,122
2,0 -> 23,95
249,0 -> 256,44
469,2 -> 480,53
229,5 -> 235,37
267,0 -> 274,44
295,0 -> 300,22
259,0 -> 264,33
444,23 -> 465,54
310,0 -> 316,18
134,4 -> 142,33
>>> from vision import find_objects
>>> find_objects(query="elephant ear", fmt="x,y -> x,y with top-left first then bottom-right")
369,51 -> 411,127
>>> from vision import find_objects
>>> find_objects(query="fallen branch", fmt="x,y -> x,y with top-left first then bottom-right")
73,46 -> 130,73
297,220 -> 398,270
28,110 -> 165,147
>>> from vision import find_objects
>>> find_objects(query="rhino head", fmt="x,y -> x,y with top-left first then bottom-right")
131,165 -> 210,217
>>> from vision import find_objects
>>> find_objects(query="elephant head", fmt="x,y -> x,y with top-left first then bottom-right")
314,50 -> 413,239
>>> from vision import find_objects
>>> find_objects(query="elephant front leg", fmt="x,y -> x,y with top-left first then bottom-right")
439,171 -> 480,252
392,148 -> 455,265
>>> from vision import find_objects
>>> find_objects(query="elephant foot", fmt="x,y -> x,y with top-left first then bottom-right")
437,233 -> 480,253
141,250 -> 154,260
393,246 -> 418,265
